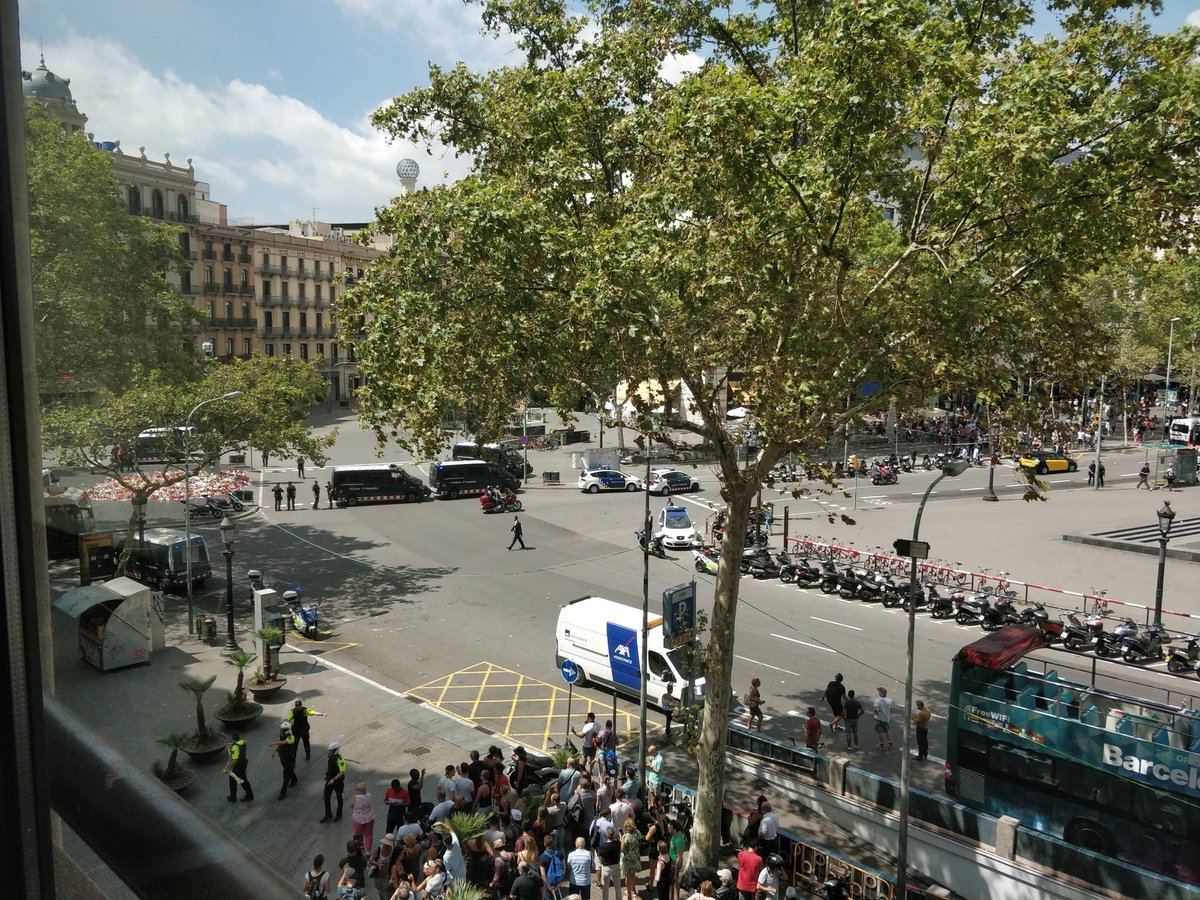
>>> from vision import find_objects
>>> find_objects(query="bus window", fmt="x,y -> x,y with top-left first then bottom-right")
136,426 -> 192,464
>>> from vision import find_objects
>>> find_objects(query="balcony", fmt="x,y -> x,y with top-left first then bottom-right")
164,211 -> 200,224
183,251 -> 198,260
260,295 -> 282,307
257,264 -> 280,276
262,327 -> 297,339
202,249 -> 216,260
207,317 -> 258,330
238,252 -> 251,263
238,285 -> 255,297
180,284 -> 199,295
297,268 -> 309,280
278,265 -> 295,278
201,282 -> 222,295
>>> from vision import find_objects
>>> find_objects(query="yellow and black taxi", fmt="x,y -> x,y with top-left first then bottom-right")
1018,450 -> 1079,474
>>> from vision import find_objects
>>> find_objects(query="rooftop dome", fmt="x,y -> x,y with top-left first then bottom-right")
22,55 -> 75,104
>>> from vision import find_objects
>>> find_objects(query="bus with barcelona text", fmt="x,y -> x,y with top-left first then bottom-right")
945,625 -> 1200,888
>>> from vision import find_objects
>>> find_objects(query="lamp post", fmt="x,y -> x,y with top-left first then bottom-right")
219,515 -> 241,655
183,390 -> 244,635
1167,316 -> 1182,412
1153,500 -> 1175,628
896,458 -> 969,900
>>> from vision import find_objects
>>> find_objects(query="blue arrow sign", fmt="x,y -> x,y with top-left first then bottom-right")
560,659 -> 580,684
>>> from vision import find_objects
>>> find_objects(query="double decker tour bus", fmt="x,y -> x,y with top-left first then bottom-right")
945,625 -> 1200,887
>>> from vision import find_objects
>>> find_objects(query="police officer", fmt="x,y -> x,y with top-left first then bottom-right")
226,730 -> 254,802
321,741 -> 347,823
269,720 -> 300,800
272,483 -> 284,511
288,698 -> 327,761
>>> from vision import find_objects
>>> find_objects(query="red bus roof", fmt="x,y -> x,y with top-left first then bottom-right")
954,624 -> 1046,670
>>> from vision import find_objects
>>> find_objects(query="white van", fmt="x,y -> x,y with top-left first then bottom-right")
555,596 -> 706,709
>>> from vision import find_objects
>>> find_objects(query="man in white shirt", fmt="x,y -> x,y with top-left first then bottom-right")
428,788 -> 455,824
566,836 -> 596,900
757,801 -> 779,855
437,764 -> 458,802
393,810 -> 424,843
453,763 -> 475,804
873,687 -> 895,752
590,809 -> 614,849
434,821 -> 466,882
608,788 -> 633,835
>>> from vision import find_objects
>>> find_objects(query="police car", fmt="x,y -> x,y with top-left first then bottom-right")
577,467 -> 644,493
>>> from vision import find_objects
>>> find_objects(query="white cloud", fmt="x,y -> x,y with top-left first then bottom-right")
23,35 -> 470,222
660,51 -> 705,85
1188,10 -> 1200,27
334,0 -> 520,71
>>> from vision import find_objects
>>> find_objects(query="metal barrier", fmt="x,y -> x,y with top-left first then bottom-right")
727,722 -> 818,776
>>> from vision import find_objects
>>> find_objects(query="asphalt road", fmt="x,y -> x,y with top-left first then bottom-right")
65,413 -> 1200,765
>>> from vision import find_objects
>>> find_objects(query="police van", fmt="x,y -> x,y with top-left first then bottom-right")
451,441 -> 533,478
329,463 -> 432,506
554,596 -> 705,710
429,459 -> 520,499
116,529 -> 211,592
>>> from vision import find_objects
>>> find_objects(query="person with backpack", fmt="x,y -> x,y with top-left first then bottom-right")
303,854 -> 331,899
539,833 -> 567,900
491,837 -> 519,900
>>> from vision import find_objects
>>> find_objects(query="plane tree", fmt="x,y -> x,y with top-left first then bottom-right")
339,0 -> 1200,864
41,355 -> 335,564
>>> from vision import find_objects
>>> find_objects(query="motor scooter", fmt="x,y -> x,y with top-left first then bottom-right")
693,545 -> 720,575
480,488 -> 523,513
283,588 -> 320,639
204,493 -> 247,516
1094,618 -> 1139,657
1061,611 -> 1105,651
1121,623 -> 1169,663
926,584 -> 960,618
1167,637 -> 1200,675
635,529 -> 665,556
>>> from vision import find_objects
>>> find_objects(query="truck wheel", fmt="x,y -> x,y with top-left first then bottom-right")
1065,819 -> 1113,856
449,490 -> 460,500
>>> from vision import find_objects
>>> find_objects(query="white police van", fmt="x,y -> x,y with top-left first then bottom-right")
554,596 -> 705,710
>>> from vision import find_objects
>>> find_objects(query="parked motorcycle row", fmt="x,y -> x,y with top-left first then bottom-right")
692,544 -> 1200,678
181,492 -> 248,519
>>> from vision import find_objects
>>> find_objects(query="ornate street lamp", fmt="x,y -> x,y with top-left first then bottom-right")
219,515 -> 241,655
1153,500 -> 1175,627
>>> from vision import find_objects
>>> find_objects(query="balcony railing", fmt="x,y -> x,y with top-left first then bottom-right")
180,284 -> 199,295
238,285 -> 255,297
207,317 -> 258,329
201,282 -> 221,295
183,251 -> 198,260
238,252 -> 251,263
202,250 -> 216,260
278,266 -> 295,278
257,265 -> 280,276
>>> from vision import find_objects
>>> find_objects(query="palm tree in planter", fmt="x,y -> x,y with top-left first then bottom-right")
215,650 -> 263,730
248,626 -> 286,699
179,674 -> 228,761
153,732 -> 195,792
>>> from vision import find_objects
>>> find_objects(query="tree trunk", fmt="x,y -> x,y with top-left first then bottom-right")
691,466 -> 754,866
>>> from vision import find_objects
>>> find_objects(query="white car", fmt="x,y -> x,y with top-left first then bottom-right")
654,502 -> 703,549
647,469 -> 702,495
577,468 -> 644,493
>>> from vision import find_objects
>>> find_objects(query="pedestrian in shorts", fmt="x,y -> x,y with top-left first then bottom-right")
573,711 -> 598,773
823,672 -> 846,732
873,687 -> 894,752
842,690 -> 863,751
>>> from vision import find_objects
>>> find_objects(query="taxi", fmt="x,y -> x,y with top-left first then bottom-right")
1018,450 -> 1079,475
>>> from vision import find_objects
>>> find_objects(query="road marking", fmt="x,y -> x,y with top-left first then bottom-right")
770,633 -> 836,653
735,654 -> 809,677
810,617 -> 863,631
959,486 -> 983,492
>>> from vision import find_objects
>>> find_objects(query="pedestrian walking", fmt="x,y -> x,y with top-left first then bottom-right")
823,672 -> 846,732
1166,465 -> 1176,491
312,480 -> 321,509
351,781 -> 376,852
269,720 -> 300,799
1087,461 -> 1095,486
842,689 -> 863,751
288,699 -> 327,760
508,515 -> 525,550
286,480 -> 297,510
572,711 -> 598,773
763,503 -> 774,536
873,687 -> 894,752
272,483 -> 284,511
321,741 -> 347,823
298,457 -> 306,478
302,854 -> 331,899
224,730 -> 254,802
1098,462 -> 1106,487
912,700 -> 931,760
744,678 -> 763,732
1137,462 -> 1151,489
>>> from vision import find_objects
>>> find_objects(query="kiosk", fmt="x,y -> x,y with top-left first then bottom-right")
54,578 -> 165,672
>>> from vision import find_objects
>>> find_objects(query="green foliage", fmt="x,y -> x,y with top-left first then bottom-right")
155,732 -> 192,781
179,674 -> 217,744
254,626 -> 284,681
25,106 -> 198,393
440,812 -> 487,845
224,650 -> 258,709
345,0 -> 1200,863
549,745 -> 573,770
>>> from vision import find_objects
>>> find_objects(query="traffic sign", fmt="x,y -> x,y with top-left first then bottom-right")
893,538 -> 930,559
560,659 -> 580,684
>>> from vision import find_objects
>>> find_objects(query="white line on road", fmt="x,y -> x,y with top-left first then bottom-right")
959,486 -> 983,491
734,655 -> 810,678
810,617 -> 863,631
770,633 -> 836,653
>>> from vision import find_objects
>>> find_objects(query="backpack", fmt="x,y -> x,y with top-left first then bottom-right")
497,853 -> 519,895
305,869 -> 329,899
601,748 -> 618,777
546,850 -> 566,886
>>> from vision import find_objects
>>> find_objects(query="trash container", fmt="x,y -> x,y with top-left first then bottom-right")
197,615 -> 217,645
543,472 -> 561,484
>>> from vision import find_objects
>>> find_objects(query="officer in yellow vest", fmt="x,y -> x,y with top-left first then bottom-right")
269,720 -> 299,800
225,730 -> 254,802
321,741 -> 347,822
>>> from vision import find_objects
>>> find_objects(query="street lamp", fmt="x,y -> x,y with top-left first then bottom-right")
183,390 -> 244,635
219,515 -> 241,655
1167,316 -> 1182,411
1153,500 -> 1175,627
896,458 -> 969,900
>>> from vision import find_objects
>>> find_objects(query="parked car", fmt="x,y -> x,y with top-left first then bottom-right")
648,469 -> 702,495
578,467 -> 644,493
655,502 -> 703,549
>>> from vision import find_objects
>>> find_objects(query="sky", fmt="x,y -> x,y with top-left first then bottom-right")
17,0 -> 1200,225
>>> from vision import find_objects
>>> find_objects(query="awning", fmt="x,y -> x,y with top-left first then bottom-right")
1141,373 -> 1166,383
54,583 -> 124,618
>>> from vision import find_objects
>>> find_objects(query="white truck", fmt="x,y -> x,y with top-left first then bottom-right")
554,596 -> 705,709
